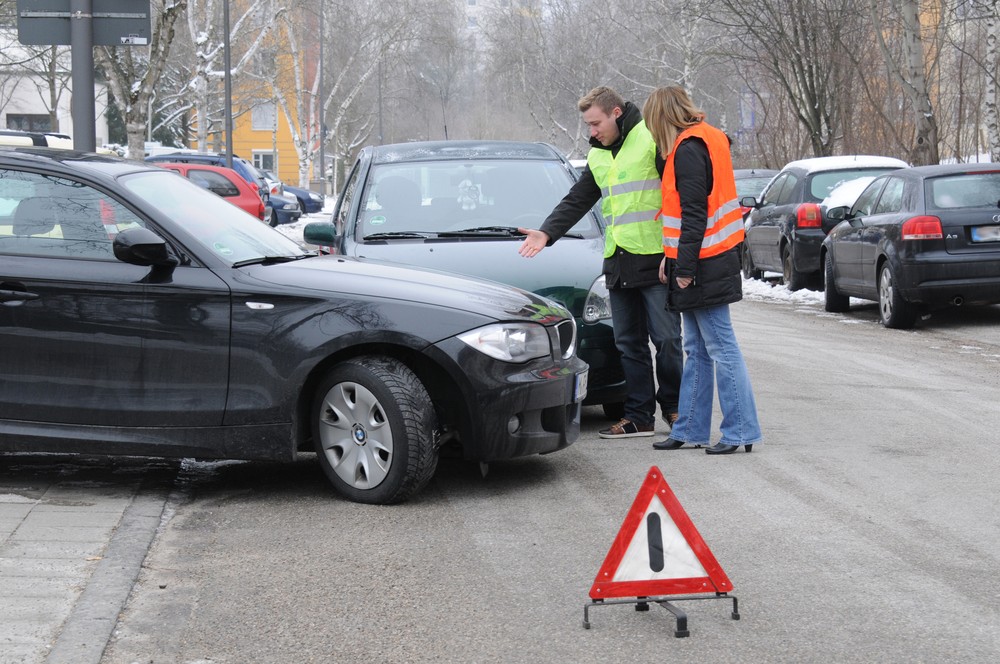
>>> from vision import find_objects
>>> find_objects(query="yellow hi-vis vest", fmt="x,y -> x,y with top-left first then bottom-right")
659,123 -> 744,259
587,123 -> 664,258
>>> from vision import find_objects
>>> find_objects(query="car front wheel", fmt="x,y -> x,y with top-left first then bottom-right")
312,356 -> 439,504
877,263 -> 917,329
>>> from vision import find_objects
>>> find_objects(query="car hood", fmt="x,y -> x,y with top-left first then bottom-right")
342,237 -> 605,315
242,253 -> 571,323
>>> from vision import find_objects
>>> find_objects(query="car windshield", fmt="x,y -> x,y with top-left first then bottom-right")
808,168 -> 900,203
926,171 -> 1000,210
735,176 -> 774,200
121,170 -> 307,264
358,159 -> 596,237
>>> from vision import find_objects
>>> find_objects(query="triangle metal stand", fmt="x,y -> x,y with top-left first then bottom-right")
583,592 -> 739,638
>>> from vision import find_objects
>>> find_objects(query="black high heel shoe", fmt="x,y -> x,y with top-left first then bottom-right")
652,438 -> 686,450
704,443 -> 753,455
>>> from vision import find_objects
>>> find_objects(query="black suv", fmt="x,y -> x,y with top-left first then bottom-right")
0,147 -> 588,504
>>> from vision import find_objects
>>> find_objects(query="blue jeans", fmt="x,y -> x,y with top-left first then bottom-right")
670,304 -> 761,446
609,284 -> 683,427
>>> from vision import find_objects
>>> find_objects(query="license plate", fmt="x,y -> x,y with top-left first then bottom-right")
574,370 -> 588,403
971,225 -> 1000,242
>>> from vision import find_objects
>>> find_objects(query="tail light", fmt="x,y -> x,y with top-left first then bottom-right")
901,216 -> 942,240
796,203 -> 822,228
257,200 -> 266,220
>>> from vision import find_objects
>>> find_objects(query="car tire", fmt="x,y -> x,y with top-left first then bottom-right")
741,242 -> 763,281
823,253 -> 850,313
269,209 -> 280,227
877,263 -> 917,329
781,246 -> 808,291
312,356 -> 439,504
297,197 -> 308,213
602,401 -> 626,420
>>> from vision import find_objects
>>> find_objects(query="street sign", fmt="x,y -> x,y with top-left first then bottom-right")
16,0 -> 150,46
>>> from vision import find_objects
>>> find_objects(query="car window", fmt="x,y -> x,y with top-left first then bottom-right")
735,175 -> 775,200
122,170 -> 305,264
358,159 -> 596,236
926,171 -> 1000,209
872,177 -> 905,215
809,168 -> 901,203
188,169 -> 240,197
851,178 -> 885,217
761,173 -> 796,207
0,168 -> 145,260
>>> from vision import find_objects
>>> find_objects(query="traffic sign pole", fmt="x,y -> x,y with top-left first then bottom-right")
70,0 -> 96,151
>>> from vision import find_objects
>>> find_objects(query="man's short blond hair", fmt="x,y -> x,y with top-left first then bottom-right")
578,86 -> 626,115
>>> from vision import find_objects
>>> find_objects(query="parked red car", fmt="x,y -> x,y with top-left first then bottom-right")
156,163 -> 266,221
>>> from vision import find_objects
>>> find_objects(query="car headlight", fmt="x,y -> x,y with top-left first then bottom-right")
309,192 -> 323,201
582,274 -> 612,323
458,323 -> 551,363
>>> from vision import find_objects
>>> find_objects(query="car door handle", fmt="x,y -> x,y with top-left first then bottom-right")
0,288 -> 40,303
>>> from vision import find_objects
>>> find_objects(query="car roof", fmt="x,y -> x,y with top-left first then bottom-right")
151,162 -> 246,177
0,146 -> 156,178
369,140 -> 564,164
894,162 -> 1000,178
781,155 -> 909,174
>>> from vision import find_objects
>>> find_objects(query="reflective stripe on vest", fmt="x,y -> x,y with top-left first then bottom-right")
659,122 -> 744,259
588,122 -> 663,258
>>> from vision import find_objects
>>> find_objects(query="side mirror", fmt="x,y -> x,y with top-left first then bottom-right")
303,221 -> 340,248
113,227 -> 179,268
739,196 -> 758,209
826,206 -> 848,222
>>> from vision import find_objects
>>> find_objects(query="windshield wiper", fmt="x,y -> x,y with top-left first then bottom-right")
437,226 -> 526,237
232,254 -> 311,268
364,231 -> 436,240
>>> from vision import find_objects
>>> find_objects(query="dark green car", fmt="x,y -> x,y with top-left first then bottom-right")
305,140 -> 625,415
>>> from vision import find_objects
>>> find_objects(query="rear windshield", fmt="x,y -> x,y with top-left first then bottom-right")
735,176 -> 774,200
808,168 -> 900,203
925,171 -> 1000,210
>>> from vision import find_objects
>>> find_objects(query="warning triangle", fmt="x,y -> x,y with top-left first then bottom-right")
590,466 -> 732,599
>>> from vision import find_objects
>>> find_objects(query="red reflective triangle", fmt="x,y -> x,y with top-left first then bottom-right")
589,466 -> 732,599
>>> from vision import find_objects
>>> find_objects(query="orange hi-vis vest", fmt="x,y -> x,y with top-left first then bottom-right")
659,122 -> 743,259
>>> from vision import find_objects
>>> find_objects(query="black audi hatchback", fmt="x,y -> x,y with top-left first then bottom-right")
0,148 -> 588,503
822,163 -> 1000,328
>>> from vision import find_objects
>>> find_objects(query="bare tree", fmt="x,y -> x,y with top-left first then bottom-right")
977,0 -> 1000,162
870,0 -> 940,165
182,0 -> 281,152
710,0 -> 868,157
96,0 -> 187,159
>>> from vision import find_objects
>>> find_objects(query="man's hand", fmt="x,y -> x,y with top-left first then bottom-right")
676,276 -> 693,289
518,228 -> 550,258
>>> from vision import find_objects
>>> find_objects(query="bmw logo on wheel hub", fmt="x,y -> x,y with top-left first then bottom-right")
352,424 -> 367,445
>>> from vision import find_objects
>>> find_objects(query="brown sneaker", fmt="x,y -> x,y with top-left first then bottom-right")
599,418 -> 654,439
663,412 -> 679,429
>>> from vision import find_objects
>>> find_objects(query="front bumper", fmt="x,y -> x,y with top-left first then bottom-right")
433,337 -> 587,462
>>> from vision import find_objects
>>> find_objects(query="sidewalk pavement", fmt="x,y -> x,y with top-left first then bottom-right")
0,455 -> 173,664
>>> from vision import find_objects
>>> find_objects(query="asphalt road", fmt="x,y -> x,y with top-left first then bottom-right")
6,291 -> 1000,663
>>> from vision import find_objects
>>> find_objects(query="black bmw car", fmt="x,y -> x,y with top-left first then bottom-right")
0,147 -> 588,503
822,163 -> 1000,328
303,140 -> 626,418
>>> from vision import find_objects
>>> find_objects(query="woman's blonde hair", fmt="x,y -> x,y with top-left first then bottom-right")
642,86 -> 705,158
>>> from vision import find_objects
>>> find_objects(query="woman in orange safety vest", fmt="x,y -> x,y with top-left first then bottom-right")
642,86 -> 762,455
